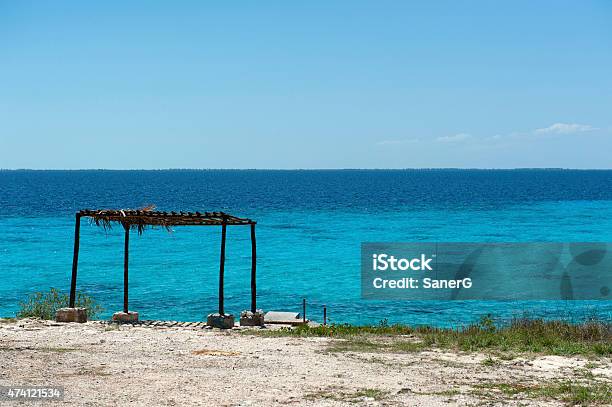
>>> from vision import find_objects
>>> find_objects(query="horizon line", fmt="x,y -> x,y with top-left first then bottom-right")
2,167 -> 612,171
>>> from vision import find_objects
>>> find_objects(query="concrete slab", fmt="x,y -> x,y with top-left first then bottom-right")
264,311 -> 306,325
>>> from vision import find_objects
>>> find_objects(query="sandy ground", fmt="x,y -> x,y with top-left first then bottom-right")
0,319 -> 610,406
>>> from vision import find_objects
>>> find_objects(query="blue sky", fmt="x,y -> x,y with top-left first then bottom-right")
1,1 -> 611,169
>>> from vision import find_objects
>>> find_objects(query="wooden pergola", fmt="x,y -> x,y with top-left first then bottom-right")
68,209 -> 257,316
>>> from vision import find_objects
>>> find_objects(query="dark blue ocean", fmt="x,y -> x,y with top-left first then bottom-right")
1,169 -> 611,326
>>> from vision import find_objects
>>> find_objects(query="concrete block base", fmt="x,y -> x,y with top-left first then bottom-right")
112,311 -> 139,323
240,309 -> 265,327
55,307 -> 88,323
207,313 -> 235,329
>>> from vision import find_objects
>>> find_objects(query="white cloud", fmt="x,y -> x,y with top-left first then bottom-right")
436,133 -> 472,143
376,138 -> 419,145
486,134 -> 504,141
535,123 -> 597,135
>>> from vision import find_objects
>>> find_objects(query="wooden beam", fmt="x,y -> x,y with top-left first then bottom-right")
78,209 -> 254,227
69,214 -> 81,308
218,223 -> 227,315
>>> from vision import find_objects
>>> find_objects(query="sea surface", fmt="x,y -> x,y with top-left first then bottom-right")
1,169 -> 611,326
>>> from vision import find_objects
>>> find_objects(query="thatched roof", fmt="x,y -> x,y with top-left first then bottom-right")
78,207 -> 254,234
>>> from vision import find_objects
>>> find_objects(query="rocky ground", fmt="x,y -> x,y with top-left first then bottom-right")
0,319 -> 610,406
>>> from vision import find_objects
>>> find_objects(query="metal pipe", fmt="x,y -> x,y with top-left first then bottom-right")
323,305 -> 327,326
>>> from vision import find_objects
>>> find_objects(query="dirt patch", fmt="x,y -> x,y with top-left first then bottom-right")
191,349 -> 240,356
0,319 -> 609,406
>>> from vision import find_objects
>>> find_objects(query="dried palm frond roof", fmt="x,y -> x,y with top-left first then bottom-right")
78,206 -> 255,234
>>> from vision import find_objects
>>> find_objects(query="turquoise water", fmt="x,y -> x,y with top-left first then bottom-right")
1,170 -> 611,326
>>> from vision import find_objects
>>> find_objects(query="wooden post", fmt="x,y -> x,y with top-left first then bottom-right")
302,298 -> 306,323
123,224 -> 129,313
69,213 -> 81,308
250,223 -> 256,313
219,222 -> 227,315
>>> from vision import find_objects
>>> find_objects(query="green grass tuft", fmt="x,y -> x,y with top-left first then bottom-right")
17,288 -> 103,320
475,381 -> 611,405
305,387 -> 389,402
250,316 -> 611,357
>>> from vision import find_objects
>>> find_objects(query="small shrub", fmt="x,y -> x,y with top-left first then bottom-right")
17,288 -> 103,320
478,314 -> 497,333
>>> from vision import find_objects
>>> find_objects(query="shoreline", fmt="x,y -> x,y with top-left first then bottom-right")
1,318 -> 610,406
